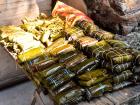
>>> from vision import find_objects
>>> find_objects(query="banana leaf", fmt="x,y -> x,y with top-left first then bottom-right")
75,36 -> 98,50
106,40 -> 129,48
75,20 -> 98,35
54,87 -> 84,105
46,38 -> 68,54
49,44 -> 76,56
85,40 -> 111,57
65,26 -> 85,41
17,47 -> 45,63
43,68 -> 75,90
113,70 -> 133,84
64,53 -> 87,68
86,80 -> 112,100
58,51 -> 79,63
93,29 -> 115,40
113,81 -> 133,90
34,64 -> 64,78
30,58 -> 56,72
78,69 -> 109,87
101,61 -> 132,73
69,58 -> 99,75
99,48 -> 134,64
53,81 -> 77,95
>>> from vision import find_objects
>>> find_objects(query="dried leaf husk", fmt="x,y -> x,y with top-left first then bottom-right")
44,68 -> 75,90
58,51 -> 79,63
113,81 -> 133,91
30,58 -> 56,72
113,70 -> 133,84
74,36 -> 98,50
34,64 -> 64,79
54,87 -> 84,105
53,81 -> 77,95
78,69 -> 109,86
106,40 -> 129,48
86,80 -> 112,100
69,58 -> 99,75
99,48 -> 134,64
101,60 -> 132,73
65,26 -> 85,41
46,38 -> 68,54
75,20 -> 98,35
93,29 -> 115,40
64,53 -> 87,68
49,44 -> 76,56
17,47 -> 45,63
85,40 -> 111,57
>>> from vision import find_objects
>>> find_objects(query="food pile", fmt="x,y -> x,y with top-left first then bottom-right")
0,1 -> 140,105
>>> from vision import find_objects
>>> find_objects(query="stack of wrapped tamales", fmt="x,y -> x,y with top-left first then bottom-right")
0,13 -> 140,105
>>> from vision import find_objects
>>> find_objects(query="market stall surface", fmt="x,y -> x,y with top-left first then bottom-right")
0,81 -> 140,105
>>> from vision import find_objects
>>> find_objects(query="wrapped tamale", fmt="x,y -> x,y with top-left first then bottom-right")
34,64 -> 64,78
49,44 -> 76,56
75,36 -> 98,50
106,40 -> 129,48
132,75 -> 140,83
113,81 -> 133,90
135,52 -> 140,65
54,87 -> 84,105
53,81 -> 77,95
58,51 -> 79,63
78,69 -> 109,87
85,40 -> 111,57
17,47 -> 46,63
65,26 -> 85,41
113,70 -> 133,84
69,58 -> 99,75
44,68 -> 75,90
86,80 -> 112,100
64,53 -> 87,68
101,61 -> 132,73
75,20 -> 98,35
46,38 -> 68,54
30,58 -> 56,72
93,29 -> 115,40
99,48 -> 134,64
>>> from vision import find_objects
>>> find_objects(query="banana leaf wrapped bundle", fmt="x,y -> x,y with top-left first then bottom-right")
46,38 -> 68,55
98,48 -> 134,64
74,36 -> 98,50
85,40 -> 111,57
65,26 -> 85,41
93,29 -> 115,40
106,40 -> 129,48
29,58 -> 57,72
43,68 -> 75,90
53,81 -> 77,95
113,81 -> 133,90
34,64 -> 64,78
58,51 -> 79,63
78,69 -> 109,87
69,58 -> 99,75
49,44 -> 76,56
54,87 -> 84,105
101,61 -> 132,73
85,80 -> 112,100
113,70 -> 133,84
17,47 -> 46,63
75,20 -> 98,35
64,53 -> 87,68
134,53 -> 140,66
